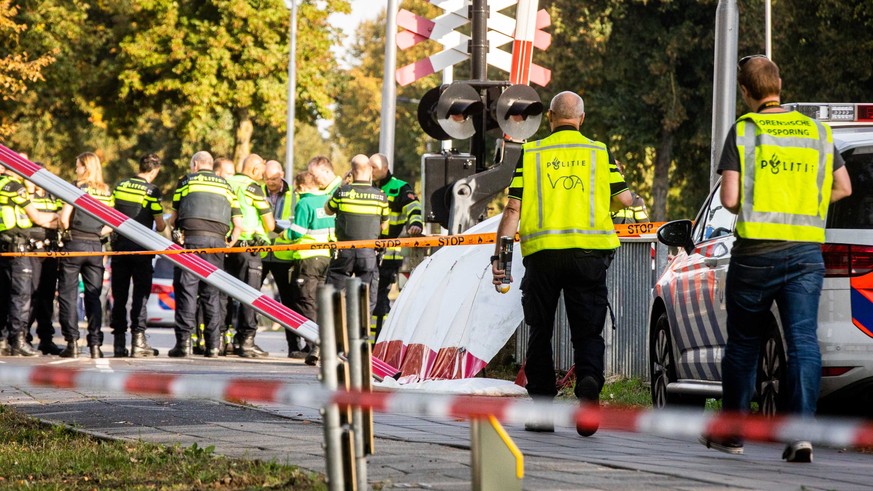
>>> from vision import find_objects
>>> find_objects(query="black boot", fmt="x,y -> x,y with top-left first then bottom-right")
37,340 -> 63,356
0,338 -> 10,356
168,333 -> 192,358
113,333 -> 128,358
130,332 -> 159,357
237,333 -> 269,358
10,332 -> 38,357
89,345 -> 104,359
203,329 -> 220,358
59,341 -> 79,358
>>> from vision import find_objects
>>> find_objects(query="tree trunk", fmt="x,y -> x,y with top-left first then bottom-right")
233,108 -> 253,170
652,127 -> 673,222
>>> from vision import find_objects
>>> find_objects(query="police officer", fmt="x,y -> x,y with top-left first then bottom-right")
281,171 -> 333,362
700,56 -> 852,463
492,91 -> 632,436
611,192 -> 649,224
168,151 -> 243,357
110,153 -> 165,358
325,154 -> 388,313
57,152 -> 114,358
0,163 -> 59,356
261,160 -> 307,357
308,155 -> 343,195
25,179 -> 64,355
610,162 -> 649,224
368,153 -> 423,341
225,154 -> 274,358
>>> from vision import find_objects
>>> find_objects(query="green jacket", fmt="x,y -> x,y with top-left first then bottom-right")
282,191 -> 334,259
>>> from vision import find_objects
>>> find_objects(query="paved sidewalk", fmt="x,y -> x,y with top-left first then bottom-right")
2,357 -> 873,490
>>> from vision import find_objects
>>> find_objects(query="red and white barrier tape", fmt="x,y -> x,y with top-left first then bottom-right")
2,364 -> 872,448
0,145 -> 398,380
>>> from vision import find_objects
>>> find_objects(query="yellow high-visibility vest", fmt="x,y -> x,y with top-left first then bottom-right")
518,131 -> 619,256
735,111 -> 834,243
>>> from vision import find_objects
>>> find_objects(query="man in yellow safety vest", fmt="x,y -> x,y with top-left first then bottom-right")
492,91 -> 632,437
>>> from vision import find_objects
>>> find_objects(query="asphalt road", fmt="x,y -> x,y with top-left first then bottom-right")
2,330 -> 873,490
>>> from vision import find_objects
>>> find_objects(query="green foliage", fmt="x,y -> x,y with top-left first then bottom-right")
4,0 -> 348,192
0,0 -> 56,137
0,406 -> 325,489
332,3 -> 442,185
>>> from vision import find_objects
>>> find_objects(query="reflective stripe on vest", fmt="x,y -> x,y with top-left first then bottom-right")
176,172 -> 233,226
735,111 -> 833,243
379,176 -> 422,261
71,185 -> 113,234
0,177 -> 30,232
227,174 -> 267,241
518,135 -> 619,256
262,184 -> 298,261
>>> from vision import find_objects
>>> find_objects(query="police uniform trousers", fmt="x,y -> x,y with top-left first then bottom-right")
261,259 -> 299,349
57,240 -> 105,346
327,248 -> 378,312
222,250 -> 262,337
0,254 -> 34,341
521,248 -> 613,399
173,235 -> 225,347
373,258 -> 402,338
110,255 -> 154,336
290,256 -> 330,341
28,255 -> 58,344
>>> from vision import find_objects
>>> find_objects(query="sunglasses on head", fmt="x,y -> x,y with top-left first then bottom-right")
737,54 -> 768,71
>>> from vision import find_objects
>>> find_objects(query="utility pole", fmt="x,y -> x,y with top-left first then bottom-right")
380,0 -> 400,172
284,0 -> 298,186
710,0 -> 739,188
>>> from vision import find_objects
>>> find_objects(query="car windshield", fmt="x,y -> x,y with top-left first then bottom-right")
827,145 -> 873,229
153,257 -> 175,279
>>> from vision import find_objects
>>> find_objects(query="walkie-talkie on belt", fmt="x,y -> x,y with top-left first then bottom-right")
496,235 -> 513,294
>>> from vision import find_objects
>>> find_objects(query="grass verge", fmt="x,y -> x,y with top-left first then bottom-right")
0,405 -> 325,490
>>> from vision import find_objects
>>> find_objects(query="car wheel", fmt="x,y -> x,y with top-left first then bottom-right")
650,311 -> 705,409
756,322 -> 787,417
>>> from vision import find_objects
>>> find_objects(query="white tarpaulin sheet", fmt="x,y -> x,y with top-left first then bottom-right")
373,215 -> 525,383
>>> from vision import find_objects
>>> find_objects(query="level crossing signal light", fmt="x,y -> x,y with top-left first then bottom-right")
417,81 -> 544,233
417,81 -> 544,142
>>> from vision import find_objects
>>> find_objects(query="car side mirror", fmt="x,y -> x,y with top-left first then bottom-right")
657,220 -> 694,255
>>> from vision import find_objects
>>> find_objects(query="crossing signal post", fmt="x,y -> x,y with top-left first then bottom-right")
398,0 -> 550,234
417,79 -> 543,234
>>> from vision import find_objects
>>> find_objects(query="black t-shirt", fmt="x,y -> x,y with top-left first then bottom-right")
716,115 -> 846,255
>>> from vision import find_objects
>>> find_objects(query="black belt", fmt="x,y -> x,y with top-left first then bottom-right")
184,231 -> 226,239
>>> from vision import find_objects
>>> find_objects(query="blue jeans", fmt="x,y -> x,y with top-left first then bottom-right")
722,243 -> 824,417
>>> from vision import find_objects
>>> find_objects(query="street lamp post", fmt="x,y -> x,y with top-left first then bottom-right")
284,0 -> 298,186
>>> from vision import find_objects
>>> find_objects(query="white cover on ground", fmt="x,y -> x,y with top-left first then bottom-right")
378,214 -> 525,379
375,376 -> 529,396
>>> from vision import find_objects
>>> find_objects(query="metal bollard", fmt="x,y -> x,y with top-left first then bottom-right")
345,277 -> 368,490
317,284 -> 345,491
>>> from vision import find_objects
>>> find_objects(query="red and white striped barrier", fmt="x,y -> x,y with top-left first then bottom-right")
3,364 -> 873,449
0,145 -> 398,380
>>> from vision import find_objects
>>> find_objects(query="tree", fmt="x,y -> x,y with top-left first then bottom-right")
775,0 -> 873,102
332,3 -> 443,185
116,0 -> 350,166
0,0 -> 55,138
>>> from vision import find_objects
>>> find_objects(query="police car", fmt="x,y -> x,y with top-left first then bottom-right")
650,103 -> 873,416
145,256 -> 176,326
